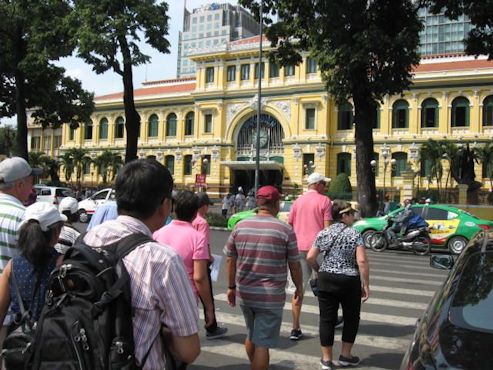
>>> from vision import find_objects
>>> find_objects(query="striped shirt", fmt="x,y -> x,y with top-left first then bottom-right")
0,193 -> 25,273
84,215 -> 199,370
55,224 -> 80,254
224,215 -> 300,309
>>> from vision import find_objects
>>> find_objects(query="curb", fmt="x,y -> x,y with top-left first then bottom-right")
210,226 -> 229,231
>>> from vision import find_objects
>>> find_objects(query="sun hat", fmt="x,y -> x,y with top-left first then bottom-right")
307,172 -> 331,186
59,197 -> 79,214
20,202 -> 67,231
0,157 -> 42,183
256,185 -> 281,203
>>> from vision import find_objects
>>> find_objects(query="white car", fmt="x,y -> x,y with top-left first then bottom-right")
77,188 -> 115,223
35,185 -> 75,207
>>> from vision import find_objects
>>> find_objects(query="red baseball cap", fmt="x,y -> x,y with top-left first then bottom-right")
256,185 -> 281,203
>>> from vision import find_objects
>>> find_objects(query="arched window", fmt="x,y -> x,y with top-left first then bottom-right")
166,113 -> 177,137
337,153 -> 352,176
99,118 -> 108,140
84,120 -> 93,140
165,155 -> 175,175
185,112 -> 194,136
115,116 -> 125,139
451,96 -> 470,127
392,152 -> 408,177
421,158 -> 433,178
392,100 -> 409,128
482,95 -> 493,126
148,114 -> 159,137
337,102 -> 353,130
421,98 -> 439,128
184,154 -> 193,175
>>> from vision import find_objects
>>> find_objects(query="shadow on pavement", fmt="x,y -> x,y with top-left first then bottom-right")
358,323 -> 416,337
362,351 -> 406,369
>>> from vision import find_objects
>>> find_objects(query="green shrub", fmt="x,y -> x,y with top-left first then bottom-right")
206,212 -> 228,228
327,173 -> 352,200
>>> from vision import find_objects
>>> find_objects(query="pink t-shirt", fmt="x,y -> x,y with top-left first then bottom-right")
288,190 -> 332,251
192,214 -> 210,247
153,220 -> 209,295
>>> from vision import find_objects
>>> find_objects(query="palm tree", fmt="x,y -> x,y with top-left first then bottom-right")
420,139 -> 444,201
440,140 -> 459,202
92,150 -> 122,184
475,141 -> 493,190
28,152 -> 49,181
59,152 -> 74,183
67,148 -> 89,187
42,157 -> 61,185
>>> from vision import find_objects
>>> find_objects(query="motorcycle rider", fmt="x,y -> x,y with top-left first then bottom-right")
388,199 -> 428,240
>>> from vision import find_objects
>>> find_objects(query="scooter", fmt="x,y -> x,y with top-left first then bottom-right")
369,218 -> 431,256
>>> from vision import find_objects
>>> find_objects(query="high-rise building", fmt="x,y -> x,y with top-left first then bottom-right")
177,2 -> 259,78
418,7 -> 472,56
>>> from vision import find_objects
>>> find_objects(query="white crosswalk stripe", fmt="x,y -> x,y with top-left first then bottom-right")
194,249 -> 448,369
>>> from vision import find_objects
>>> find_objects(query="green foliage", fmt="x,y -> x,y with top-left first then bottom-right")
425,1 -> 493,58
327,173 -> 353,200
0,126 -> 17,155
238,0 -> 422,217
92,150 -> 123,184
206,212 -> 228,228
71,0 -> 171,162
0,0 -> 94,159
487,192 -> 493,206
64,148 -> 89,186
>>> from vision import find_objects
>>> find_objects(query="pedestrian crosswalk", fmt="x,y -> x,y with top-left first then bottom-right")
191,251 -> 449,370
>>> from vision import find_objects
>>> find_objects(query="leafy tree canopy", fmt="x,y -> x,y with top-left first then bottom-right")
0,0 -> 94,159
239,0 -> 422,216
70,0 -> 171,162
423,0 -> 493,59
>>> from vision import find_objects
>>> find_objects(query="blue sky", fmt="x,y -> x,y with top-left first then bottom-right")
1,0 -> 239,126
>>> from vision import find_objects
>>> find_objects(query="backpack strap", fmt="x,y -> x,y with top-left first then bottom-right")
11,261 -> 42,325
91,233 -> 153,316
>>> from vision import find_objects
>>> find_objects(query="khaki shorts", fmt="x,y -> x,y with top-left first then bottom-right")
286,251 -> 316,294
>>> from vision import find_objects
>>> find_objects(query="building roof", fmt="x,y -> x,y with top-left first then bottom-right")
414,57 -> 493,73
95,80 -> 196,102
230,34 -> 270,46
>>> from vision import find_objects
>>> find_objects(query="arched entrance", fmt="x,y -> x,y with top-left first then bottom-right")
226,113 -> 285,194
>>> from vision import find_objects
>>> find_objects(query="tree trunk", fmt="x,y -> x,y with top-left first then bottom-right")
14,24 -> 28,159
353,92 -> 378,217
119,38 -> 140,163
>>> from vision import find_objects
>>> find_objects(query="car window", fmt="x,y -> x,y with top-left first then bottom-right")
55,188 -> 74,197
447,211 -> 458,220
109,191 -> 116,200
423,207 -> 448,220
93,191 -> 109,200
41,189 -> 51,196
450,251 -> 493,333
410,206 -> 423,216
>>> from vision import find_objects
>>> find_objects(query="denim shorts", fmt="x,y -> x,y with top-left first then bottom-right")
240,305 -> 283,348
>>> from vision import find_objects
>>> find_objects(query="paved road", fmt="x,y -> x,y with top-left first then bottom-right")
189,229 -> 449,370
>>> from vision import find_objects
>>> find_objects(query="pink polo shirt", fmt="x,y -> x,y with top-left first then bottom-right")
288,190 -> 332,251
153,220 -> 209,295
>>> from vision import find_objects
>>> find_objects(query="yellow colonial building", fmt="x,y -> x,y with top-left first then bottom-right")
29,36 -> 493,198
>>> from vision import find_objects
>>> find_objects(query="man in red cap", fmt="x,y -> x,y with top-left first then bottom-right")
224,185 -> 303,370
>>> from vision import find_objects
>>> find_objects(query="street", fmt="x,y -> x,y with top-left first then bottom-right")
190,229 -> 449,370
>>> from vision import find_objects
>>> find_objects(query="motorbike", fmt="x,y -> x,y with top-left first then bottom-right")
369,218 -> 431,256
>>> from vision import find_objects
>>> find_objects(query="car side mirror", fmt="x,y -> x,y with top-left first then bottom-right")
430,255 -> 454,270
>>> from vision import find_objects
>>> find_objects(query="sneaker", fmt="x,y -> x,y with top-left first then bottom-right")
289,328 -> 303,340
335,316 -> 344,329
338,355 -> 360,367
206,326 -> 228,340
320,358 -> 336,370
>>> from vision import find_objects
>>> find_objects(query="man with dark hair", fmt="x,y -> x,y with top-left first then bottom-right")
84,159 -> 200,369
154,190 -> 227,340
225,185 -> 303,370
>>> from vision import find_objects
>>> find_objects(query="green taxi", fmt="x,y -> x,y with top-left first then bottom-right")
353,204 -> 492,254
227,201 -> 293,230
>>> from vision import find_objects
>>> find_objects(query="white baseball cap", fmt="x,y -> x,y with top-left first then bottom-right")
20,202 -> 67,231
0,157 -> 42,183
307,172 -> 331,186
59,197 -> 79,214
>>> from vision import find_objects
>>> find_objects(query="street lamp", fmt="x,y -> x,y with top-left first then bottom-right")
381,144 -> 396,204
409,142 -> 420,198
254,0 -> 264,194
304,160 -> 315,176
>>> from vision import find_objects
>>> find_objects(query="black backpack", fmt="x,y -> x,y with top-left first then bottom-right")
27,233 -> 153,370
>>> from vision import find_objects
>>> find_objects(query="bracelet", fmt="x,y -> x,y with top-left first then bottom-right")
228,285 -> 236,290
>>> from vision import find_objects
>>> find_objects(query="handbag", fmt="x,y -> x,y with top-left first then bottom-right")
309,225 -> 348,296
1,267 -> 41,370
